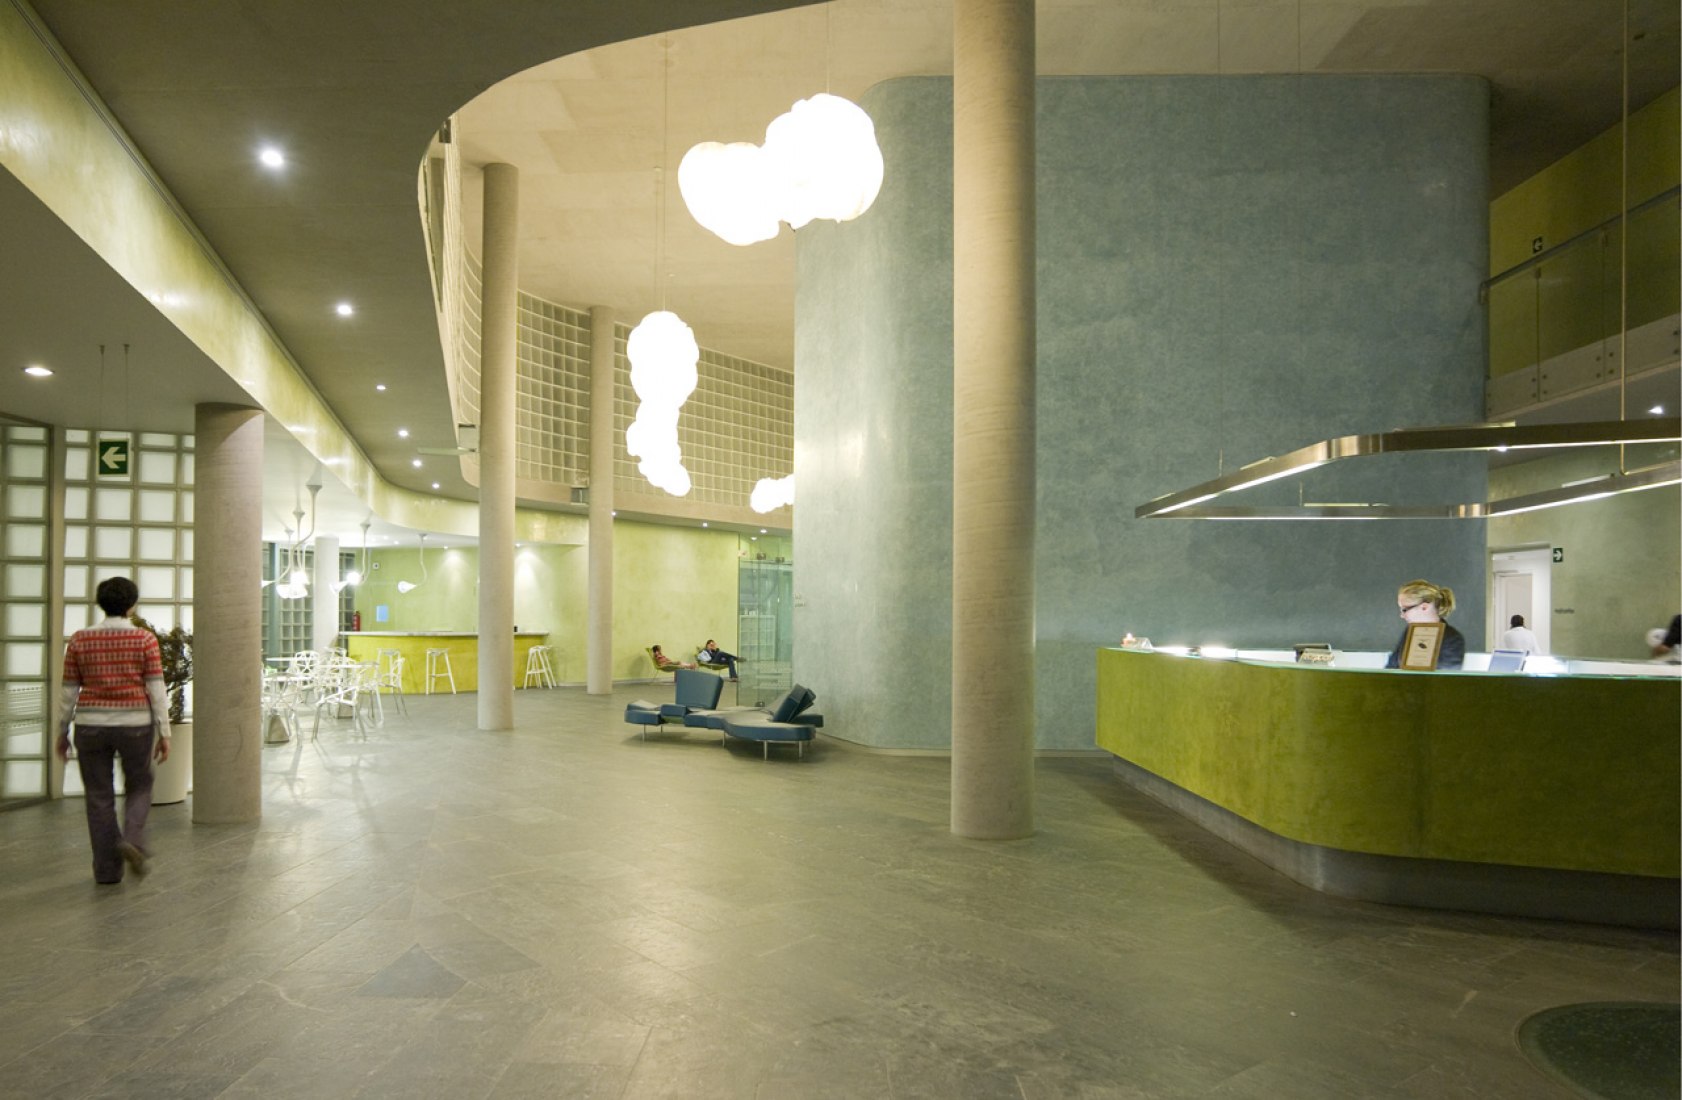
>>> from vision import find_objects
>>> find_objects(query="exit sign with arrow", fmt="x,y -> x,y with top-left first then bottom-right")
97,439 -> 130,477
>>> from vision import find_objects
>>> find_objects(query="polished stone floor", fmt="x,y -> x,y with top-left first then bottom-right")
0,686 -> 1675,1099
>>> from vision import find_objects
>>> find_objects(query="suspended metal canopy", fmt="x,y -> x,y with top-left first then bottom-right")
1136,419 -> 1682,520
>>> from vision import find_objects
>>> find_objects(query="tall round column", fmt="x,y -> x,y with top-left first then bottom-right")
311,534 -> 339,652
951,0 -> 1036,838
193,404 -> 264,824
587,305 -> 616,695
478,162 -> 518,729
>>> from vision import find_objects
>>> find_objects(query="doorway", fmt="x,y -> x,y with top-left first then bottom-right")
1490,547 -> 1552,655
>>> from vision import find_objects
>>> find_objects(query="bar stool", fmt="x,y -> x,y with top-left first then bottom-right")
424,648 -> 457,695
522,644 -> 557,689
376,648 -> 409,716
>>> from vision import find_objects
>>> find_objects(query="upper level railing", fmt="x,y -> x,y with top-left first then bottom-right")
1484,189 -> 1680,419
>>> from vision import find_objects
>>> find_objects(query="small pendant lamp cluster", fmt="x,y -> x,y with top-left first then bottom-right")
678,93 -> 884,247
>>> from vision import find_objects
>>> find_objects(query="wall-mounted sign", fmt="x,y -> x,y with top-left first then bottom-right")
96,438 -> 130,477
1552,547 -> 1564,563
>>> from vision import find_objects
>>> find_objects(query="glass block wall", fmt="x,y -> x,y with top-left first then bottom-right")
445,255 -> 794,508
1,423 -> 51,806
612,332 -> 794,506
62,430 -> 194,636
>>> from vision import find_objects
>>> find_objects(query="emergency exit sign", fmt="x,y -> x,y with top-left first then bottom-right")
97,439 -> 130,477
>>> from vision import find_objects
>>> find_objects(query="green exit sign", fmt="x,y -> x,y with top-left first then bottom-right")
97,438 -> 130,477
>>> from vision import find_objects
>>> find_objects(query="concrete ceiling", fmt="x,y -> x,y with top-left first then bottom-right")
3,0 -> 1677,536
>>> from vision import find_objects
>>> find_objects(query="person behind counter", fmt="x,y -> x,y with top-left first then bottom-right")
1385,579 -> 1465,670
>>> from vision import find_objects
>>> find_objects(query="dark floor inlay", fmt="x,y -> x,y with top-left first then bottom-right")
356,945 -> 467,999
1517,1001 -> 1681,1100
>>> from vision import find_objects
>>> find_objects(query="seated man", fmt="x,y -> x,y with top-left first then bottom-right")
696,639 -> 741,681
650,644 -> 695,672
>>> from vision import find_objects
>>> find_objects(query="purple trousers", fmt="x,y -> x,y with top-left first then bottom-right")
74,725 -> 156,883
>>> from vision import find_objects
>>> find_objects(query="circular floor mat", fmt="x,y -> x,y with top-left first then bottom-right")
1517,1001 -> 1681,1100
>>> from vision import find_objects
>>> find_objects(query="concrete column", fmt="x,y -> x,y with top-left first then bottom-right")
193,404 -> 264,824
478,163 -> 518,729
587,305 -> 616,695
312,534 -> 339,651
951,0 -> 1036,839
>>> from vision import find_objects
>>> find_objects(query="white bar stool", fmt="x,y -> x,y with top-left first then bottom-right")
522,644 -> 557,689
424,648 -> 457,695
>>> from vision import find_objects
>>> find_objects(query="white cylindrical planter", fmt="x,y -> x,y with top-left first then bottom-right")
152,721 -> 193,806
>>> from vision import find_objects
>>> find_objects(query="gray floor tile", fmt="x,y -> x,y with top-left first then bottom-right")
0,686 -> 1672,1099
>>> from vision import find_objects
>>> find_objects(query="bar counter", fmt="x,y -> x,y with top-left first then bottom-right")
1096,646 -> 1681,928
343,631 -> 550,694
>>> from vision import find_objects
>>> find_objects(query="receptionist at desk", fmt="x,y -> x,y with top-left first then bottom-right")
1384,578 -> 1465,670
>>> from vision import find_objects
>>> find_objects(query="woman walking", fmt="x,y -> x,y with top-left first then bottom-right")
55,577 -> 171,884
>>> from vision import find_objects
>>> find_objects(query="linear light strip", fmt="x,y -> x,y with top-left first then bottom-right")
1137,419 -> 1680,520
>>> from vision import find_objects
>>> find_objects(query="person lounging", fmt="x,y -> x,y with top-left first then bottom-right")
650,644 -> 695,671
696,639 -> 741,681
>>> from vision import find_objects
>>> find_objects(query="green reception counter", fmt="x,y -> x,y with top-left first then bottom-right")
1096,647 -> 1681,928
344,632 -> 550,695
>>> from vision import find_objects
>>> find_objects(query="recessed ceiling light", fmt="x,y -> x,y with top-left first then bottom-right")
431,482 -> 440,490
258,146 -> 285,169
335,302 -> 354,317
375,384 -> 387,392
397,428 -> 409,438
411,458 -> 423,468
23,365 -> 52,378
751,536 -> 758,541
759,529 -> 767,534
701,522 -> 709,528
1651,405 -> 1666,415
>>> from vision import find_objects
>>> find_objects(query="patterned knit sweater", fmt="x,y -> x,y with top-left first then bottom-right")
60,617 -> 171,731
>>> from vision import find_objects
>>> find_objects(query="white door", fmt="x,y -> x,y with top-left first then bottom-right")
1490,548 -> 1552,655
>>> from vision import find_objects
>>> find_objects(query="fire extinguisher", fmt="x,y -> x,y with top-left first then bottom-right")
352,610 -> 362,632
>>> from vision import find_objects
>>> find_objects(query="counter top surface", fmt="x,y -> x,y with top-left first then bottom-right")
344,631 -> 549,637
1103,646 -> 1682,680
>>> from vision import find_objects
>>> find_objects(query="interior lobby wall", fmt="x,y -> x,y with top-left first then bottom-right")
797,75 -> 1491,751
612,522 -> 741,682
349,524 -> 738,682
1488,448 -> 1681,659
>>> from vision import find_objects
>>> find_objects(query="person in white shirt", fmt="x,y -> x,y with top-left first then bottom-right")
1499,614 -> 1539,654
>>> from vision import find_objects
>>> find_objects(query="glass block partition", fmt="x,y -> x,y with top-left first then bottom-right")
446,250 -> 794,507
61,430 -> 195,636
1,422 -> 52,806
612,329 -> 795,506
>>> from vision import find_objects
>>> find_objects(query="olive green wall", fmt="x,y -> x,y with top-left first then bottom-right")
351,522 -> 743,682
1488,447 -> 1681,659
1488,87 -> 1681,377
614,522 -> 742,680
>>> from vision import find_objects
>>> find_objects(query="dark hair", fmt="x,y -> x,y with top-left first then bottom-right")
1509,614 -> 1525,628
96,576 -> 140,617
651,643 -> 662,652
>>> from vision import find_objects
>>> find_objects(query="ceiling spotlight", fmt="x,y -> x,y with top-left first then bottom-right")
335,302 -> 354,317
1651,405 -> 1666,415
258,146 -> 285,169
431,482 -> 440,490
397,428 -> 409,438
701,522 -> 709,528
411,458 -> 422,468
23,365 -> 53,378
759,529 -> 767,534
375,384 -> 387,392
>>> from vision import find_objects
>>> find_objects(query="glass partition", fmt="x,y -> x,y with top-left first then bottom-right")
0,421 -> 52,807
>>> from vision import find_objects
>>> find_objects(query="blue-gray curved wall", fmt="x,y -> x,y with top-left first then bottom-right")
795,75 -> 1490,750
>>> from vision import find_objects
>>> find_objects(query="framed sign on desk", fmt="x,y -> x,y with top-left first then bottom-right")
1400,622 -> 1445,670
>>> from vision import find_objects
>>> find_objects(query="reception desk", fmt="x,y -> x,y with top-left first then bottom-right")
1096,647 -> 1681,928
344,632 -> 550,694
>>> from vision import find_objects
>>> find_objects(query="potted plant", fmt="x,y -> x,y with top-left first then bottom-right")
132,614 -> 193,804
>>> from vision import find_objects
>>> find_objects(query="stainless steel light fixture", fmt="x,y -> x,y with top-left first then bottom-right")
1136,419 -> 1681,520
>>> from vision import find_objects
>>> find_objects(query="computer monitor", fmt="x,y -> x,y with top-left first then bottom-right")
1487,648 -> 1526,673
